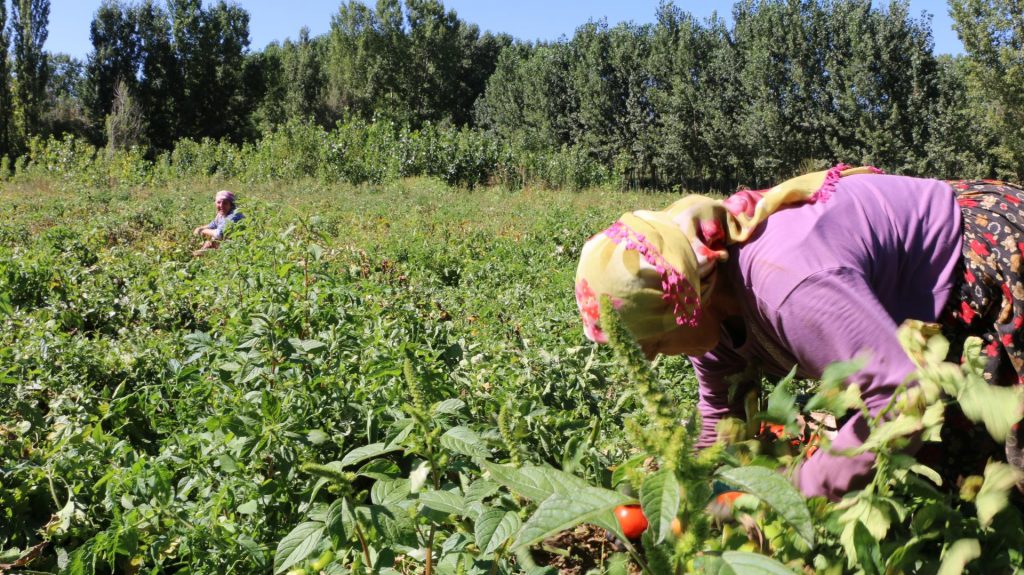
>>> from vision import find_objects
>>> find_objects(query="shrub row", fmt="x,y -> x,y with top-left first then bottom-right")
7,120 -> 616,192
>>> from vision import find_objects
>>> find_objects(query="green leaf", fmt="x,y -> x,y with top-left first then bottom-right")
762,366 -> 799,430
464,479 -> 501,504
716,466 -> 814,548
288,338 -> 327,354
481,462 -> 592,502
852,520 -> 883,575
475,508 -> 521,555
855,412 -> 923,454
339,443 -> 402,467
820,357 -> 867,387
961,336 -> 986,377
325,498 -> 356,543
838,496 -> 891,561
356,459 -> 400,480
409,461 -> 431,493
440,426 -> 490,460
639,468 -> 680,544
976,461 -> 1022,528
719,551 -> 797,574
273,521 -> 324,574
432,398 -> 466,415
418,490 -> 469,517
603,553 -> 631,575
909,463 -> 943,487
306,429 -> 329,445
937,539 -> 981,575
371,478 -> 411,507
885,536 -> 928,574
958,376 -> 1024,442
610,454 -> 647,489
513,486 -> 632,549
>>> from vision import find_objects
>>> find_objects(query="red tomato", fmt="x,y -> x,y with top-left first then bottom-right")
707,490 -> 744,520
715,491 -> 743,506
614,505 -> 649,539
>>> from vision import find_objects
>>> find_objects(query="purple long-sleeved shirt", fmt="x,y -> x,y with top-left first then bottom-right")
691,174 -> 961,499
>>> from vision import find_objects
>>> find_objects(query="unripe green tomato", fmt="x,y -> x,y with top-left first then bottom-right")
286,569 -> 307,575
310,550 -> 334,571
960,475 -> 984,502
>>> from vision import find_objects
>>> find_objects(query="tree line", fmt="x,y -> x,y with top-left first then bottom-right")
1,0 -> 1023,190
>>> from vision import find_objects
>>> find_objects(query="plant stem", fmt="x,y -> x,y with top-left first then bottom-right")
620,538 -> 653,575
354,523 -> 372,573
425,524 -> 436,575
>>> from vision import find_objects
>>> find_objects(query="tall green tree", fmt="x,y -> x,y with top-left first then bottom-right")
105,77 -> 146,152
170,0 -> 251,142
85,0 -> 140,142
458,27 -> 512,126
327,0 -> 507,127
474,42 -> 575,150
44,53 -> 90,140
327,0 -> 411,122
133,0 -> 178,150
924,54 -> 999,178
567,20 -> 657,186
10,0 -> 49,142
249,40 -> 287,129
950,0 -> 1024,180
282,27 -> 328,124
0,0 -> 12,159
648,4 -> 713,190
404,0 -> 465,123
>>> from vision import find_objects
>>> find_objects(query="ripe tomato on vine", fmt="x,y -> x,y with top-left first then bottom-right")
614,505 -> 649,539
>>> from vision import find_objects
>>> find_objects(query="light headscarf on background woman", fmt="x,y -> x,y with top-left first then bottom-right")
216,190 -> 236,206
575,164 -> 882,343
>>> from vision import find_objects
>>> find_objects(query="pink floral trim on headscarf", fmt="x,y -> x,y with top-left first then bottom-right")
811,164 -> 884,203
575,278 -> 608,343
603,220 -> 701,327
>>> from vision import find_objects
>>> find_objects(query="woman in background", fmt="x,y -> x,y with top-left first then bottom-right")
193,190 -> 244,255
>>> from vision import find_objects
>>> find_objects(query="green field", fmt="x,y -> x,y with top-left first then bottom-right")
2,176 -> 1023,574
0,176 -> 689,573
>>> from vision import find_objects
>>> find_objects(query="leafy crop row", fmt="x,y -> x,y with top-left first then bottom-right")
3,174 -> 1024,574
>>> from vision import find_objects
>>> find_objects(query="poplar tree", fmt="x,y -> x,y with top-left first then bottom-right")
133,0 -> 177,150
0,1 -> 12,159
86,0 -> 140,141
170,0 -> 250,142
282,27 -> 327,124
10,0 -> 49,142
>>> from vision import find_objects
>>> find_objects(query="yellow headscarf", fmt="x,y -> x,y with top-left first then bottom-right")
575,164 -> 881,343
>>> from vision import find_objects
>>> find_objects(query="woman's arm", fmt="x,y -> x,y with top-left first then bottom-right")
774,267 -> 919,499
210,213 -> 243,240
691,346 -> 752,448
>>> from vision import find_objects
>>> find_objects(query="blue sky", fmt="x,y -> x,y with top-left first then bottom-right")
45,0 -> 964,59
